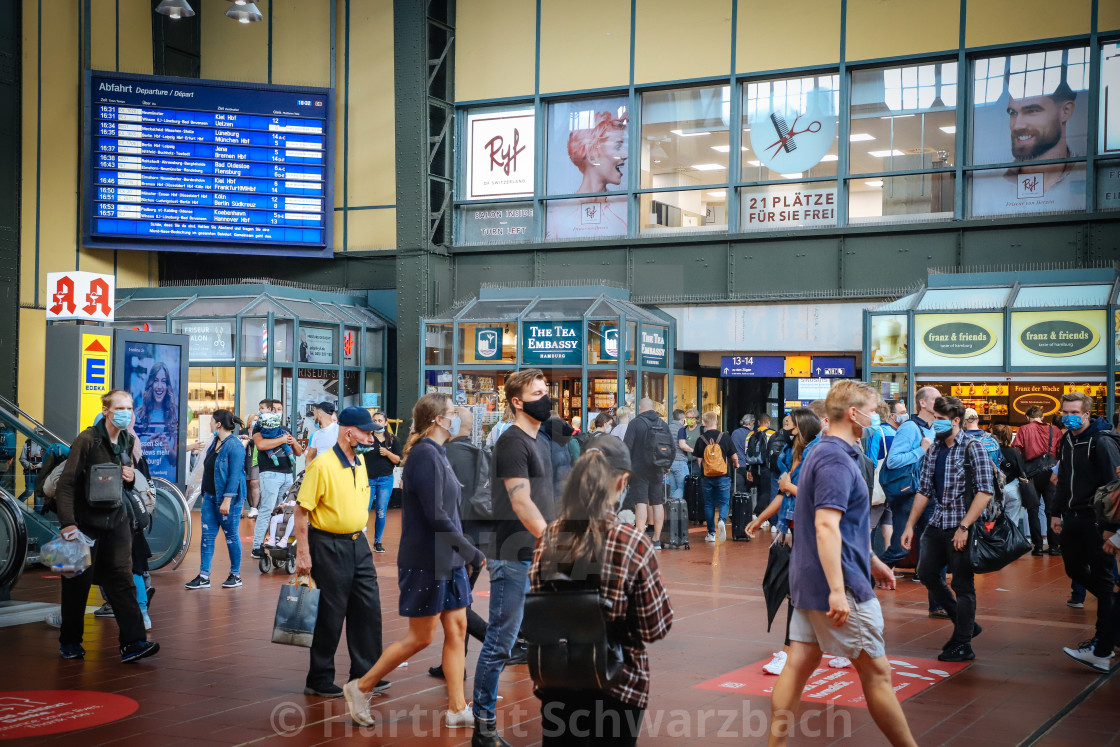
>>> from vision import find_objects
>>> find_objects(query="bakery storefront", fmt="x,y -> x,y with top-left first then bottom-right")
864,269 -> 1116,426
422,285 -> 674,443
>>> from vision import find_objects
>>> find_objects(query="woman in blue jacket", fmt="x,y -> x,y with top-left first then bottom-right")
185,409 -> 247,590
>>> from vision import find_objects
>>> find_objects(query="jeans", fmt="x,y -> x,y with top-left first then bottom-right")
254,470 -> 293,549
200,493 -> 244,576
1060,512 -> 1118,657
1033,472 -> 1059,551
17,472 -> 38,511
133,574 -> 148,617
1018,478 -> 1044,549
918,524 -> 977,646
368,475 -> 395,543
701,475 -> 730,535
667,460 -> 688,499
473,558 -> 531,723
880,491 -> 915,564
1001,479 -> 1023,526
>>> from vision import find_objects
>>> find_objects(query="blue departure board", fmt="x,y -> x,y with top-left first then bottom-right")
84,72 -> 333,257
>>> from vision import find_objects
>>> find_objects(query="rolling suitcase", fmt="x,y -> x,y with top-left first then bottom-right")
731,472 -> 753,541
684,473 -> 703,524
661,486 -> 691,550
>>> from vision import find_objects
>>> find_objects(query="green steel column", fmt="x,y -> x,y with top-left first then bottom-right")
0,0 -> 21,401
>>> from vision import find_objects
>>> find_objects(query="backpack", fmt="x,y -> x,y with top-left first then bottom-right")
644,417 -> 677,470
1093,479 -> 1120,525
700,433 -> 728,477
37,443 -> 72,515
878,421 -> 927,496
461,445 -> 493,521
766,432 -> 787,474
745,428 -> 771,466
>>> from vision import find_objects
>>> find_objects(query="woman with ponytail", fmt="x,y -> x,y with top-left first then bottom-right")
530,434 -> 673,746
344,394 -> 484,730
185,409 -> 247,591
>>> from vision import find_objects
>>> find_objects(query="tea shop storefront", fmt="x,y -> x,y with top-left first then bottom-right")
863,268 -> 1117,427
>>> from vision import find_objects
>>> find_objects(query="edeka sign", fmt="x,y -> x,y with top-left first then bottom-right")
475,327 -> 504,361
521,321 -> 583,366
914,313 -> 1003,367
80,333 -> 112,429
1010,310 -> 1106,368
641,328 -> 668,367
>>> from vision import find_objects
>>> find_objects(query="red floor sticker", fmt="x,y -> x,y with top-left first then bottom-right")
0,690 -> 139,739
693,655 -> 969,709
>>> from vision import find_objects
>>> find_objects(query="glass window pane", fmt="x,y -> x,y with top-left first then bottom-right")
298,324 -> 337,365
115,297 -> 189,319
1101,44 -> 1120,157
522,299 -> 593,319
171,319 -> 235,361
458,300 -> 530,321
742,74 -> 840,181
1095,160 -> 1120,211
701,376 -> 723,430
740,181 -> 838,231
588,320 -> 622,365
850,62 -> 957,175
274,320 -> 293,362
457,202 -> 535,245
279,299 -> 336,322
241,317 -> 267,362
640,190 -> 727,234
364,329 -> 384,369
972,46 -> 1089,166
545,196 -> 628,240
969,164 -> 1085,217
640,326 -> 669,368
455,371 -> 506,414
343,327 -> 360,366
673,374 -> 698,415
241,295 -> 294,317
462,107 -> 536,200
547,96 -> 629,196
641,85 -> 731,188
363,371 -> 384,412
426,369 -> 453,395
425,325 -> 453,365
458,322 -> 518,364
186,366 -> 236,443
175,296 -> 254,317
240,367 -> 269,424
849,173 -> 955,225
642,372 -> 668,417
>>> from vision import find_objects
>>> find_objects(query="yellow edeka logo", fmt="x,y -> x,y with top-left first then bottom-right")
1019,320 -> 1099,357
921,322 -> 997,358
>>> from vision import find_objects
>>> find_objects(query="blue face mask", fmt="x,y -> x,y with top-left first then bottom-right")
111,409 -> 133,429
445,415 -> 462,437
869,413 -> 882,429
931,419 -> 953,434
373,424 -> 386,433
352,443 -> 372,455
895,413 -> 909,424
1061,414 -> 1084,431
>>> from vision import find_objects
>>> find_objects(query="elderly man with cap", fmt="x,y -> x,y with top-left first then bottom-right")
304,400 -> 339,463
294,406 -> 389,698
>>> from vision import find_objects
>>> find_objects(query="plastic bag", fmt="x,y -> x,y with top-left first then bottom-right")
40,532 -> 95,577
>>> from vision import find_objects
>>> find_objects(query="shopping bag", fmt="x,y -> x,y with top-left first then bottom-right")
272,575 -> 319,647
40,531 -> 95,577
968,511 -> 1032,574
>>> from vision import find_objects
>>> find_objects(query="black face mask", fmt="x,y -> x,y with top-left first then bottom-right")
520,395 -> 553,423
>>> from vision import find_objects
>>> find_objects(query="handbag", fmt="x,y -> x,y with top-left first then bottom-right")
522,583 -> 624,691
272,575 -> 320,647
965,450 -> 1031,573
1022,426 -> 1056,479
87,463 -> 124,508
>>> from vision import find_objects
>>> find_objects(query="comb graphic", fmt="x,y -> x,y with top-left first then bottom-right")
771,112 -> 797,153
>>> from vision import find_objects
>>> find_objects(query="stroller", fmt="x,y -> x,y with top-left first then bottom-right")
259,471 -> 303,575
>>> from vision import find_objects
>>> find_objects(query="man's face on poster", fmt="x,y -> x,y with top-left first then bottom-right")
1007,94 -> 1074,160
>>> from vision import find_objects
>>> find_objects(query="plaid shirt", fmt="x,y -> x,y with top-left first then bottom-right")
530,521 -> 673,709
919,430 -> 996,530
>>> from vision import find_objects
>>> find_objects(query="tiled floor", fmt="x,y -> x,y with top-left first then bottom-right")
2,514 -> 1117,746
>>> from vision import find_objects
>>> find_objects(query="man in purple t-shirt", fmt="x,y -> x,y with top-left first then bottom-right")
769,380 -> 916,747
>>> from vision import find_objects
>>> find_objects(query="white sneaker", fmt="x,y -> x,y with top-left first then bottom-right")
44,611 -> 62,628
828,656 -> 851,669
761,520 -> 770,529
445,704 -> 474,728
343,679 -> 375,726
248,507 -> 258,518
704,533 -> 717,542
770,525 -> 778,533
717,520 -> 727,543
1063,644 -> 1114,674
143,614 -> 152,631
763,651 -> 788,675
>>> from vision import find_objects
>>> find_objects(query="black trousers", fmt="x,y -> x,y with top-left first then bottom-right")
307,528 -> 383,688
1018,478 -> 1044,549
60,519 -> 146,646
1031,472 -> 1059,550
755,468 -> 773,516
1060,512 -> 1118,657
538,689 -> 643,747
918,524 -> 977,646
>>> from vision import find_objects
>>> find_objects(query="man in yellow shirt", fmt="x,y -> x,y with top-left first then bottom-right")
294,407 -> 388,698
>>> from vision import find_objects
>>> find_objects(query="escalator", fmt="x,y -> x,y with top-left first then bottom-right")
0,395 -> 191,605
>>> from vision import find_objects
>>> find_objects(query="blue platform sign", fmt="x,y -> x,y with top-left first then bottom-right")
720,356 -> 785,377
522,321 -> 583,366
810,357 -> 855,378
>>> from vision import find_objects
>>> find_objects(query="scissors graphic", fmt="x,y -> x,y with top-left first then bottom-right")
766,112 -> 822,156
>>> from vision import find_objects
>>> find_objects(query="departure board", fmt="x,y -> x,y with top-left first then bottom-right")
84,72 -> 332,257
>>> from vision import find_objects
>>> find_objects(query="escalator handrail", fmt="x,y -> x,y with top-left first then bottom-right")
0,488 -> 30,592
0,394 -> 72,449
150,478 -> 192,571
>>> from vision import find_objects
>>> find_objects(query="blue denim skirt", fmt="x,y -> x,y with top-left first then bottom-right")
397,565 -> 472,617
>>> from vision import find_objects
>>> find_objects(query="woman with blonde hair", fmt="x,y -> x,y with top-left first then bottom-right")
344,393 -> 484,729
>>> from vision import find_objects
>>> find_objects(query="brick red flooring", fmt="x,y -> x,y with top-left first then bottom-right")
2,514 -> 1117,745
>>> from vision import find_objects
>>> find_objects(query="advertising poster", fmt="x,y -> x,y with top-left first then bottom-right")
545,196 -> 627,240
175,320 -> 233,361
1101,43 -> 1120,156
1009,383 -> 1063,425
458,204 -> 534,245
914,313 -> 1004,368
465,108 -> 535,200
870,314 -> 908,367
971,47 -> 1089,216
1010,309 -> 1106,367
299,326 -> 335,364
123,341 -> 182,482
741,184 -> 838,230
746,79 -> 838,175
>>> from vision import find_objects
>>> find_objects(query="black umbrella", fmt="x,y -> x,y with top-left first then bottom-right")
762,537 -> 792,632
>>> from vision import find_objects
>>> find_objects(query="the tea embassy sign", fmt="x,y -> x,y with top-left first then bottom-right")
641,328 -> 668,367
522,321 -> 583,366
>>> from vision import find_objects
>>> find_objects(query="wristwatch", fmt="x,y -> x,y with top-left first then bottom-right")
957,524 -> 970,532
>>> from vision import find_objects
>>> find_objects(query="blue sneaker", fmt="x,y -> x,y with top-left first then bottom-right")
59,643 -> 85,659
120,640 -> 160,663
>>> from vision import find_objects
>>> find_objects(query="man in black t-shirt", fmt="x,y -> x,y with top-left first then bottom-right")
251,399 -> 302,557
472,368 -> 554,746
697,411 -> 738,543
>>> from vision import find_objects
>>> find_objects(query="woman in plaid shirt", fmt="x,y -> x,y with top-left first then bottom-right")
530,434 -> 673,746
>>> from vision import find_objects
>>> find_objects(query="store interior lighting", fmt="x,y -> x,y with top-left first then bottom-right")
226,1 -> 263,23
155,0 -> 194,20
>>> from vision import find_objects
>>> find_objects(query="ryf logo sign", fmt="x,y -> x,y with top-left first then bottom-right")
467,109 -> 535,199
748,86 -> 837,175
47,271 -> 115,322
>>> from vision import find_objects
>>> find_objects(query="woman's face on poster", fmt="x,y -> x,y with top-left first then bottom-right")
152,369 -> 169,403
584,130 -> 627,187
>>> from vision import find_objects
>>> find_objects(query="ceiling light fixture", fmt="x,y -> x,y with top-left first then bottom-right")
226,1 -> 263,22
155,0 -> 194,19
820,154 -> 839,162
706,191 -> 727,198
864,180 -> 884,187
849,133 -> 875,142
868,149 -> 906,157
710,145 -> 731,153
689,163 -> 726,171
940,125 -> 956,134
746,160 -> 761,167
671,129 -> 711,137
780,173 -> 803,179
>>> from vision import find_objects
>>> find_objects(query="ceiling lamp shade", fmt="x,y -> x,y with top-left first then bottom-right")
226,2 -> 263,23
155,0 -> 194,20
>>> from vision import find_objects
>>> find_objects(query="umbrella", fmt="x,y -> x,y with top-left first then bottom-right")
762,537 -> 791,632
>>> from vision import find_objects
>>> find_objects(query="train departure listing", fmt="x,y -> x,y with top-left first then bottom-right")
86,72 -> 331,253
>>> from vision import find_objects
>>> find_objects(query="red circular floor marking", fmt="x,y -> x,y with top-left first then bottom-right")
0,690 -> 139,739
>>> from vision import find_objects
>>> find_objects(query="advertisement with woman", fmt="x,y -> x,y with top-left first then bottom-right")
124,341 -> 182,482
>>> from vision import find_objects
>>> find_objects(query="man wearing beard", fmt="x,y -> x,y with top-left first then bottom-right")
973,82 -> 1085,215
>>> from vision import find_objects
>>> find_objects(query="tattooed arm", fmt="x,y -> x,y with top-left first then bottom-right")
505,477 -> 547,539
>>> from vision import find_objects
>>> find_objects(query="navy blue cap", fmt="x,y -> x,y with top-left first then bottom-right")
338,406 -> 375,431
315,400 -> 337,415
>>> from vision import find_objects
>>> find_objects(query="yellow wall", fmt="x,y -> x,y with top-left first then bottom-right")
634,0 -> 732,84
1097,1 -> 1120,33
846,0 -> 959,61
455,0 -> 536,102
737,0 -> 840,74
966,0 -> 1091,47
538,0 -> 631,94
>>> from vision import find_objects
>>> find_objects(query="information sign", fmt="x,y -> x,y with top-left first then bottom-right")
720,356 -> 785,377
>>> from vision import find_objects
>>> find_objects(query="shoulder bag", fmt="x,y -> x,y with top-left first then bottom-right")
1022,426 -> 1056,479
964,446 -> 1031,574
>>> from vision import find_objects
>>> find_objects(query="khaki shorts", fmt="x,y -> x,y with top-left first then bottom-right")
789,591 -> 885,660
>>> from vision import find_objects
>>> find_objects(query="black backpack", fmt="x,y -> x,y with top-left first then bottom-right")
460,445 -> 494,521
766,432 -> 787,474
746,428 -> 770,466
644,417 -> 677,470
